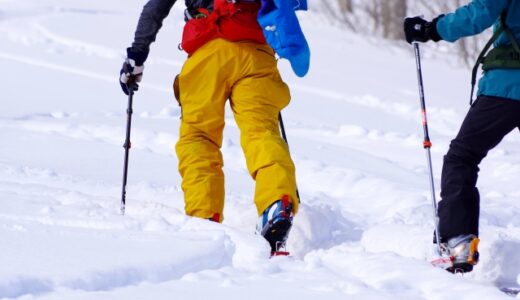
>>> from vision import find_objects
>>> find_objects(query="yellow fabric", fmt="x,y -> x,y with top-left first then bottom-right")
175,38 -> 299,221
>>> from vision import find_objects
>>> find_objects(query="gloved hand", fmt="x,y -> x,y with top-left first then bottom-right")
119,47 -> 148,95
404,16 -> 443,44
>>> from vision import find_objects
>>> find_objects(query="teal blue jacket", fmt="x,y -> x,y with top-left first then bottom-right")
436,0 -> 520,101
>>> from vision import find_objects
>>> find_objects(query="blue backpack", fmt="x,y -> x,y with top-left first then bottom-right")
258,0 -> 310,77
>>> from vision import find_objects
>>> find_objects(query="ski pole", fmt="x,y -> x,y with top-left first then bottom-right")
413,43 -> 442,255
121,82 -> 137,215
278,112 -> 300,203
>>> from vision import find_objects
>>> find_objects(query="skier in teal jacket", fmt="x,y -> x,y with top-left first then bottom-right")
404,0 -> 520,273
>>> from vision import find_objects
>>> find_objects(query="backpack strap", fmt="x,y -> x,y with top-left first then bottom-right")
469,0 -> 520,105
469,10 -> 508,105
501,14 -> 520,54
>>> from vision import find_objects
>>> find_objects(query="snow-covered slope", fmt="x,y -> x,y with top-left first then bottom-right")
1,0 -> 520,299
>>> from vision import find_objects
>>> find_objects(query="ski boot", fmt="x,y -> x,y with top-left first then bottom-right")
439,234 -> 480,273
256,195 -> 293,256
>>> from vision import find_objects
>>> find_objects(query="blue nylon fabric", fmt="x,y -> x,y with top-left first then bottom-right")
436,0 -> 520,101
258,0 -> 310,77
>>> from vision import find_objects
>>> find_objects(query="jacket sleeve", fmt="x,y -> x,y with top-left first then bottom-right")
130,0 -> 178,54
436,0 -> 509,42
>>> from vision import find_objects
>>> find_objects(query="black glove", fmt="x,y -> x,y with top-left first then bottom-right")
119,48 -> 148,95
404,16 -> 443,44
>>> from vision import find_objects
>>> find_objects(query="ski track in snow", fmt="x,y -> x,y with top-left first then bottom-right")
0,222 -> 234,298
1,1 -> 520,299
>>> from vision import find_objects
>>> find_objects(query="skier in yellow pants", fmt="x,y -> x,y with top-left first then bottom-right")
176,39 -> 299,223
119,0 -> 299,254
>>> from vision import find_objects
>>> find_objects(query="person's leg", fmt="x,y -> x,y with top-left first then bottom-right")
230,43 -> 299,216
438,96 -> 520,241
175,39 -> 236,222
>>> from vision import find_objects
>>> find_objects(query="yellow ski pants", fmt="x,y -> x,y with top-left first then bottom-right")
175,38 -> 299,221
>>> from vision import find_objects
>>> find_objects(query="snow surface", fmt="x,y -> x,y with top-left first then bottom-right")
1,0 -> 520,299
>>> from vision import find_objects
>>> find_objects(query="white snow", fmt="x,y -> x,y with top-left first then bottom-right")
1,0 -> 520,299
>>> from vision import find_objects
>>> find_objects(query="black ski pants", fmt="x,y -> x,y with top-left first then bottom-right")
438,95 -> 520,242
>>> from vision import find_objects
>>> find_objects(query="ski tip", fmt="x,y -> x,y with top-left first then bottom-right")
431,256 -> 454,270
271,251 -> 290,257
